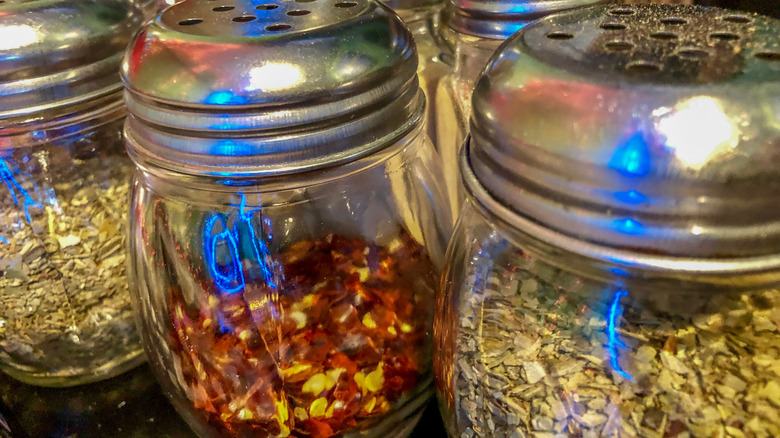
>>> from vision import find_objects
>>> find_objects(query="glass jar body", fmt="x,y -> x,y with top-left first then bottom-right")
435,34 -> 502,219
401,6 -> 454,155
129,129 -> 450,438
0,117 -> 143,387
436,201 -> 780,438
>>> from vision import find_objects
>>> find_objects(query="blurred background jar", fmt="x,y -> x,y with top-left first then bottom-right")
435,4 -> 780,438
135,0 -> 185,18
435,0 -> 609,221
136,0 -> 163,18
153,0 -> 187,12
381,0 -> 453,156
0,0 -> 145,387
122,0 -> 451,436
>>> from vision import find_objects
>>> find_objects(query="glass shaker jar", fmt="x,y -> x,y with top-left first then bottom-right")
0,0 -> 145,387
122,0 -> 451,436
436,4 -> 780,438
435,0 -> 608,218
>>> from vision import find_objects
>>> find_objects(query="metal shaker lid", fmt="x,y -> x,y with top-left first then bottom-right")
466,4 -> 780,258
0,0 -> 144,132
122,0 -> 422,177
448,0 -> 608,39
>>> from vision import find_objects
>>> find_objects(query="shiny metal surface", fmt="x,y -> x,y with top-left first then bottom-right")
0,0 -> 144,132
448,0 -> 609,39
123,0 -> 422,177
467,4 -> 780,258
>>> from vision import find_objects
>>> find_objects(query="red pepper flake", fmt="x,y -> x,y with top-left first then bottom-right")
168,231 -> 436,437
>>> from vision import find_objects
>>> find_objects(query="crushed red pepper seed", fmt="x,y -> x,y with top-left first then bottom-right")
169,231 -> 436,437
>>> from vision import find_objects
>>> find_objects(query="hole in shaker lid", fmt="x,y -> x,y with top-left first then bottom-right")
179,18 -> 203,25
723,14 -> 751,24
710,31 -> 740,41
600,23 -> 627,31
626,61 -> 662,74
755,51 -> 780,61
610,8 -> 636,16
676,48 -> 709,60
546,32 -> 574,40
604,40 -> 634,51
660,17 -> 687,25
650,31 -> 678,41
265,23 -> 292,31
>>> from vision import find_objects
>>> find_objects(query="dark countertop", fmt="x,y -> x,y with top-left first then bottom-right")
0,364 -> 448,438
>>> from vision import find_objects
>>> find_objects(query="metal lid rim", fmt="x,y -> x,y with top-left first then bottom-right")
124,88 -> 425,177
461,138 -> 780,277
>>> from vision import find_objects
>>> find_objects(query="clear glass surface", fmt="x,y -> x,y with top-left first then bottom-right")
435,35 -> 502,220
405,6 -> 454,157
436,201 -> 780,438
0,119 -> 143,387
129,129 -> 450,438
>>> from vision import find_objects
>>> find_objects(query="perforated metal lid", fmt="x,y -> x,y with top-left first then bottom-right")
448,0 -> 609,39
122,0 -> 422,177
466,4 -> 780,258
0,0 -> 144,136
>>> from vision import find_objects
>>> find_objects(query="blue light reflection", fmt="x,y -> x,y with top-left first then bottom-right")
205,90 -> 249,105
613,218 -> 644,235
609,266 -> 630,277
235,193 -> 277,289
216,179 -> 255,187
609,133 -> 651,177
606,289 -> 634,382
614,190 -> 647,205
504,22 -> 528,36
472,236 -> 508,295
0,158 -> 43,243
209,139 -> 257,156
507,5 -> 533,13
202,192 -> 277,294
203,215 -> 245,294
0,159 -> 43,223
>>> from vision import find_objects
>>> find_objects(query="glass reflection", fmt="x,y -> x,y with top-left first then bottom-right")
0,158 -> 42,224
606,289 -> 633,382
